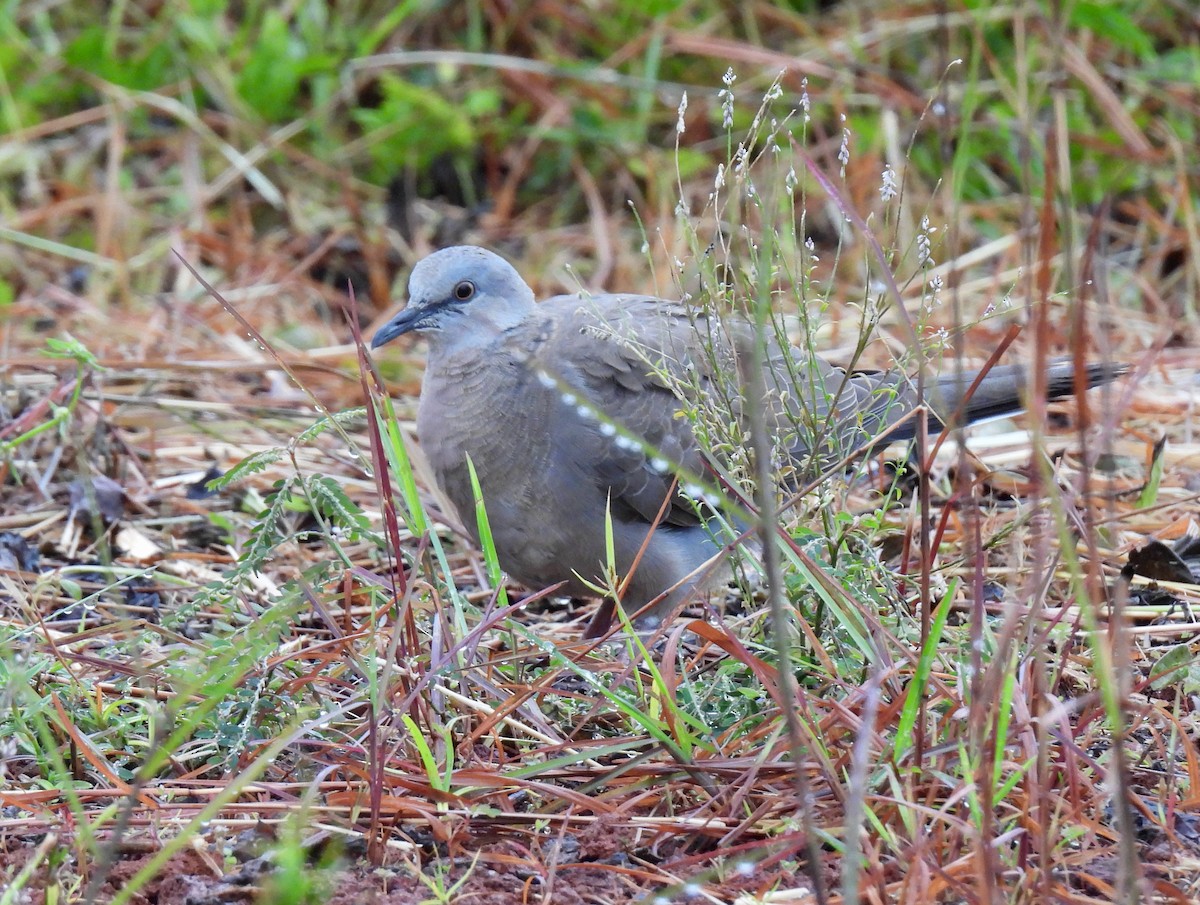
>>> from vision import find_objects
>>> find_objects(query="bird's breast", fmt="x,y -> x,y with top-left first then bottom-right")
417,354 -> 560,531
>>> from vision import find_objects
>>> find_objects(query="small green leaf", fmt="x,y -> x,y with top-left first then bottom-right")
1138,436 -> 1166,508
42,337 -> 99,367
466,455 -> 506,596
1071,2 -> 1155,57
63,25 -> 177,90
1149,643 -> 1193,691
236,12 -> 304,121
214,449 -> 286,489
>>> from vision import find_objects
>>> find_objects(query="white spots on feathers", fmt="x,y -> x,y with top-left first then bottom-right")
535,360 -> 691,486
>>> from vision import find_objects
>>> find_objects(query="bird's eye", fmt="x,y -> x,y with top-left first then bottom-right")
453,280 -> 475,301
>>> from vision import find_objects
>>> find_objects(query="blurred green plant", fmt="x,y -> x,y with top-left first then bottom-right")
351,73 -> 500,183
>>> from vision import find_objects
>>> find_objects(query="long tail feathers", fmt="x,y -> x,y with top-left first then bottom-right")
943,359 -> 1127,427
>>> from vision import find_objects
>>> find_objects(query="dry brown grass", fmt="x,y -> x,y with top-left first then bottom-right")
3,2 -> 1199,903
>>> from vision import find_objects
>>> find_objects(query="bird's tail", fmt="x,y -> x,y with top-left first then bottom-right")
930,359 -> 1127,429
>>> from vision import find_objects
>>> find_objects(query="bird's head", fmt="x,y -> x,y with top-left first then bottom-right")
370,246 -> 537,352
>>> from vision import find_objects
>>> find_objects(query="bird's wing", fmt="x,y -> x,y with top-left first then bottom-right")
537,293 -> 916,497
532,293 -> 724,528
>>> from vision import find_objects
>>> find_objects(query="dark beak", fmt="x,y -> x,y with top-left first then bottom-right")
370,306 -> 425,349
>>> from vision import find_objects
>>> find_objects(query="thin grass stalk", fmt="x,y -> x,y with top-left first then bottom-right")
1054,55 -> 1142,903
743,233 -> 829,905
351,287 -> 414,863
838,668 -> 881,905
937,22 -> 1006,898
